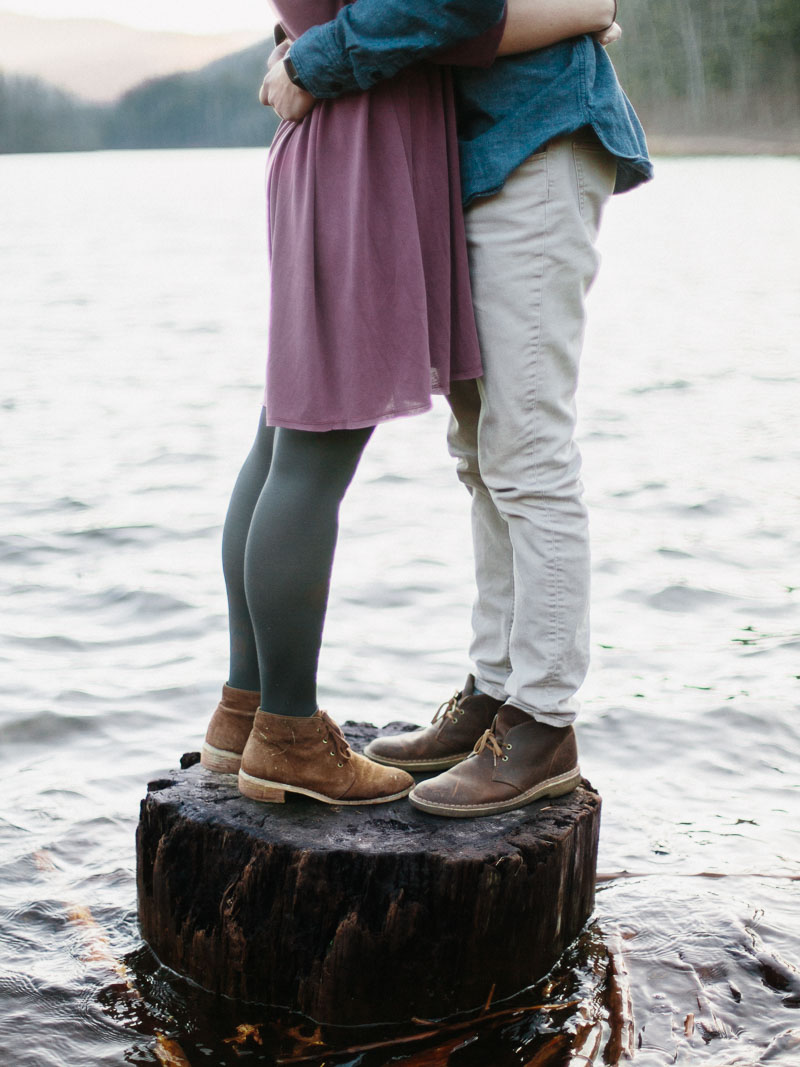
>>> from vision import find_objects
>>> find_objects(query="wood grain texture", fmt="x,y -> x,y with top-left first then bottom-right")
137,722 -> 601,1025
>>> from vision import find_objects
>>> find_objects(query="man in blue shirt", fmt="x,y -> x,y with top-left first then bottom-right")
264,0 -> 653,818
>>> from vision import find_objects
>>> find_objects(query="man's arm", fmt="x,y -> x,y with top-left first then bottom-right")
497,0 -> 615,55
289,0 -> 507,99
262,0 -> 619,121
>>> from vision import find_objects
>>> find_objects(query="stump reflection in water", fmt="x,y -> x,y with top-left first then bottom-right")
114,922 -> 631,1065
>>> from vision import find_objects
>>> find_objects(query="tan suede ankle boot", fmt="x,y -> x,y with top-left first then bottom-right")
200,684 -> 260,773
238,709 -> 414,805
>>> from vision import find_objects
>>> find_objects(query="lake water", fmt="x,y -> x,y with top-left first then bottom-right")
1,148 -> 798,1066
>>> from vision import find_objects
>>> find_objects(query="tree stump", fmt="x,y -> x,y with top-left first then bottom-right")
137,722 -> 601,1026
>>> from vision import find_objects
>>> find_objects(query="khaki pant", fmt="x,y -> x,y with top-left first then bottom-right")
448,131 -> 617,724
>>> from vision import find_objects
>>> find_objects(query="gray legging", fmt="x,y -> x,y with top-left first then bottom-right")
221,412 -> 373,716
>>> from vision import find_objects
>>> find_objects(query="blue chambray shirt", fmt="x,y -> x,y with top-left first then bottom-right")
289,0 -> 653,205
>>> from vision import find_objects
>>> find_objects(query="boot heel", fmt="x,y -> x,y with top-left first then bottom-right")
543,769 -> 582,799
238,770 -> 286,803
201,743 -> 242,774
257,786 -> 286,803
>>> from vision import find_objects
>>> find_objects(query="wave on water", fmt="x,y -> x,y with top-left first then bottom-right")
0,710 -> 104,745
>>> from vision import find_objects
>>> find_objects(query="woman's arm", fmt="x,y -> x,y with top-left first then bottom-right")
498,0 -> 616,56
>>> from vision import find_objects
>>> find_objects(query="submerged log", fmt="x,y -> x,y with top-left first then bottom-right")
137,722 -> 601,1026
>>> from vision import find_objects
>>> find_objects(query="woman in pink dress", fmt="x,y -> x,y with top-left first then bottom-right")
200,0 -> 620,807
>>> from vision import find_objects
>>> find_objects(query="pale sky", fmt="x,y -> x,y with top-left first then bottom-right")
2,1 -> 276,33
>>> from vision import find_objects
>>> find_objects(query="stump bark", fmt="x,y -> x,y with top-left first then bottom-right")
137,721 -> 601,1025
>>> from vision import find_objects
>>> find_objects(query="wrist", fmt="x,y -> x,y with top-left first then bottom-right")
283,48 -> 309,93
604,1 -> 618,31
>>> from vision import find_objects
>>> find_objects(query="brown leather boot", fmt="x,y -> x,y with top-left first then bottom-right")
238,709 -> 414,805
200,684 -> 260,773
408,705 -> 581,817
363,675 -> 504,772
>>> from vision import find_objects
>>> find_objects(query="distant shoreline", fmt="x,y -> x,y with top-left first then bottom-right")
647,134 -> 800,157
5,137 -> 800,159
4,131 -> 800,159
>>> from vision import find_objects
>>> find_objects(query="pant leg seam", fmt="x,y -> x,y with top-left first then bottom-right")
532,145 -> 563,702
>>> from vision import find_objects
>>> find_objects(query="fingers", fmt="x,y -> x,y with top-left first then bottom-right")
259,61 -> 315,121
595,20 -> 622,47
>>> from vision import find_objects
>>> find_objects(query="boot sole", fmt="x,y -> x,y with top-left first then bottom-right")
363,743 -> 471,773
238,769 -> 413,806
200,742 -> 242,774
408,767 -> 582,818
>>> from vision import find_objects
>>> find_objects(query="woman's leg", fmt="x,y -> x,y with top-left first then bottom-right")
221,411 -> 276,692
216,421 -> 412,804
244,425 -> 373,717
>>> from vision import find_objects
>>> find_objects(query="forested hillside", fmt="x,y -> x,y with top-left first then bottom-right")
0,40 -> 279,154
615,0 -> 800,143
105,41 -> 280,150
1,2 -> 799,155
0,73 -> 102,152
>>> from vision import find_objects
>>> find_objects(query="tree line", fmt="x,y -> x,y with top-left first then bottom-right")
2,2 -> 799,155
614,0 -> 800,138
0,40 -> 280,154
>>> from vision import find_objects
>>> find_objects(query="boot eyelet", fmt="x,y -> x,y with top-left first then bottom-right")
337,762 -> 343,768
322,738 -> 328,743
506,743 -> 512,750
502,755 -> 509,761
329,750 -> 335,757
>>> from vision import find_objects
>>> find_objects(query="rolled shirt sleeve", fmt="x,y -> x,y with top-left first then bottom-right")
289,0 -> 507,98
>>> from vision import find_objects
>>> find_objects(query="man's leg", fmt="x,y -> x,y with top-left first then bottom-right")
447,379 -> 515,704
362,379 -> 510,773
466,130 -> 616,725
410,131 -> 617,816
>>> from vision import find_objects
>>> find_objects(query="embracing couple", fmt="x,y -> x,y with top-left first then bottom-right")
200,0 -> 652,818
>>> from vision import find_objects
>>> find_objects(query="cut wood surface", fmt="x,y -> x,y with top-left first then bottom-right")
137,721 -> 601,1025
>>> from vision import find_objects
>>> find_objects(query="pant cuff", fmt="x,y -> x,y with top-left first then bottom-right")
504,699 -> 578,727
474,675 -> 508,703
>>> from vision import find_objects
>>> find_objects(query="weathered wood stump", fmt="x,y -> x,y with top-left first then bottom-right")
137,722 -> 601,1025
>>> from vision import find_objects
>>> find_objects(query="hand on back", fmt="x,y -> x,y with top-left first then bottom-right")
260,40 -> 316,122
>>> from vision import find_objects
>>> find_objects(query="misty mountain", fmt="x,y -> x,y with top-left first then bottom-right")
0,38 -> 279,154
0,11 -> 265,102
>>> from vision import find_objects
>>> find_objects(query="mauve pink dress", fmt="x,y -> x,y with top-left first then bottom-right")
263,0 -> 501,431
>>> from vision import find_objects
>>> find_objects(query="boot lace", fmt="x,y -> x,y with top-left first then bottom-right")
431,689 -> 461,730
317,710 -> 352,763
473,728 -> 506,766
